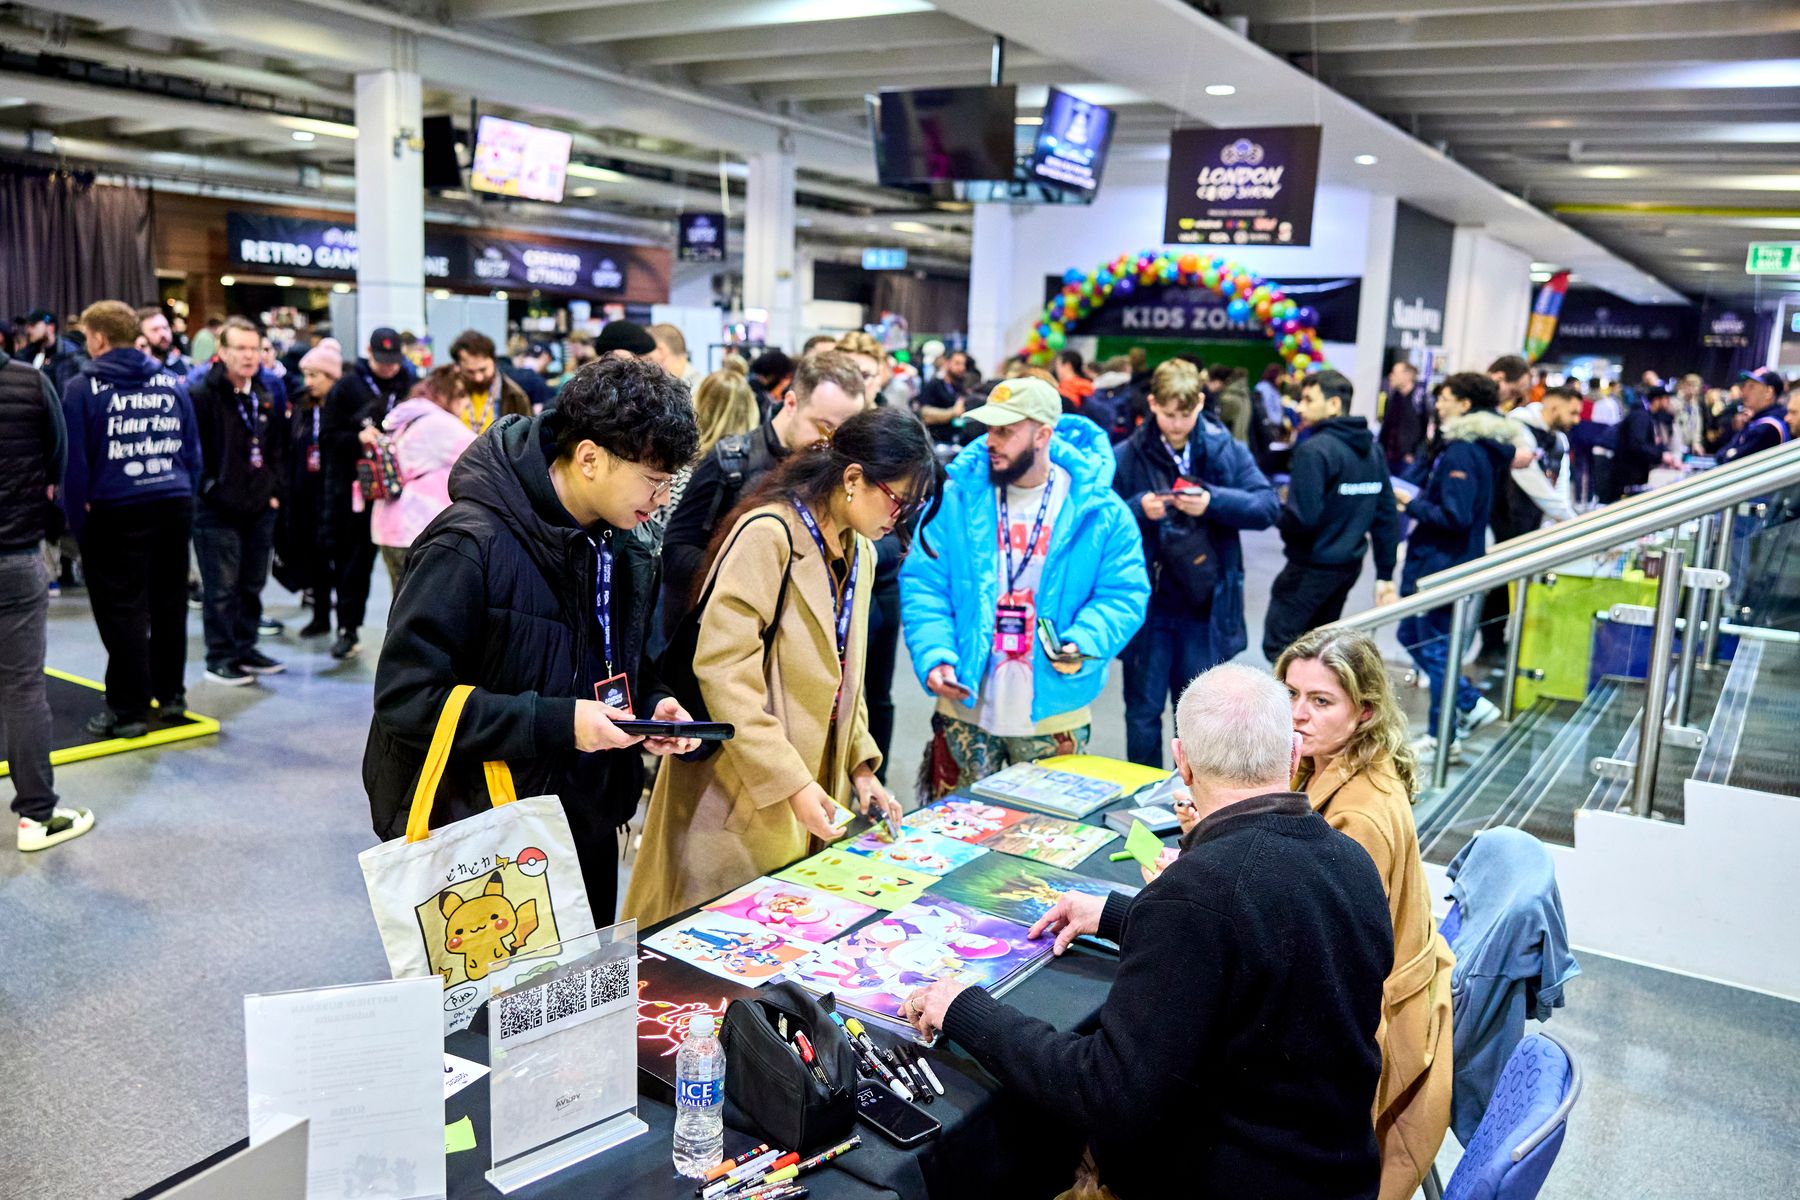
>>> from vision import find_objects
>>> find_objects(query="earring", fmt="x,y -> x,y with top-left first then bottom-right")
846,485 -> 856,500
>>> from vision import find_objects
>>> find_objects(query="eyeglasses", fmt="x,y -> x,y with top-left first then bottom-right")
873,480 -> 920,519
635,466 -> 674,500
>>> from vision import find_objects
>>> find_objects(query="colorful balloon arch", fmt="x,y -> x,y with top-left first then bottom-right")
1022,249 -> 1330,375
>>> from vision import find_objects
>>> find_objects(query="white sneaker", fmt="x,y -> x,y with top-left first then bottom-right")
1411,735 -> 1466,765
18,807 -> 95,852
1458,696 -> 1503,738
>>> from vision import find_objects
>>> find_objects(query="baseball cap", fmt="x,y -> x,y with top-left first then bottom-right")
24,307 -> 56,326
368,327 -> 404,366
593,320 -> 656,358
526,339 -> 554,358
1738,368 -> 1788,396
963,376 -> 1063,428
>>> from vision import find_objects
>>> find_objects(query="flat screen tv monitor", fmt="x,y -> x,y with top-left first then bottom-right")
869,85 -> 1016,186
1026,88 -> 1114,196
421,115 -> 463,192
470,115 -> 572,204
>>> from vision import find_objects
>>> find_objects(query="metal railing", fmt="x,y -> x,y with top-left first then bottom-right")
1333,437 -> 1800,798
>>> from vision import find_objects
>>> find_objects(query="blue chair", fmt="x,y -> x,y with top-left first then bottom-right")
1423,1031 -> 1581,1200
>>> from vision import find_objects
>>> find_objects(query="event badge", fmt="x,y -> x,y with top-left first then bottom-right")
306,444 -> 321,473
995,602 -> 1032,656
594,672 -> 633,714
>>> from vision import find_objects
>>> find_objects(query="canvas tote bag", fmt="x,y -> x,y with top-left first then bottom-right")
359,684 -> 597,1033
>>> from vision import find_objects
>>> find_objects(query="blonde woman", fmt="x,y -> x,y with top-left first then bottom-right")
1275,627 -> 1454,1200
666,359 -> 760,519
834,330 -> 890,409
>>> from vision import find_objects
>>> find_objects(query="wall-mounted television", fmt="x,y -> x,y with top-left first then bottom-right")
869,85 -> 1016,187
470,115 -> 572,204
1026,88 -> 1115,196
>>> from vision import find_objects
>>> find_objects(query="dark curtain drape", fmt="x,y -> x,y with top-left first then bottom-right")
872,271 -> 969,339
0,163 -> 158,322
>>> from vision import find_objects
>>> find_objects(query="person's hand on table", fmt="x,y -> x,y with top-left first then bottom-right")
1028,889 -> 1107,956
789,781 -> 847,842
642,696 -> 701,756
901,978 -> 968,1041
574,699 -> 643,752
850,765 -> 901,829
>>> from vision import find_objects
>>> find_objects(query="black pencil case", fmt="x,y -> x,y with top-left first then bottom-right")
721,982 -> 857,1154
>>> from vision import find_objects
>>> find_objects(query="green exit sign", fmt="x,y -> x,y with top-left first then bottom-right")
1746,242 -> 1800,274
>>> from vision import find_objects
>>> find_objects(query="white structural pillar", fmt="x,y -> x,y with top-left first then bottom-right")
1350,193 -> 1399,422
1442,227 -> 1534,373
353,56 -> 425,352
966,202 -> 1017,372
744,141 -> 799,353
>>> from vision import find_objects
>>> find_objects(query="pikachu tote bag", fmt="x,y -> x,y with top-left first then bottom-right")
359,685 -> 596,1033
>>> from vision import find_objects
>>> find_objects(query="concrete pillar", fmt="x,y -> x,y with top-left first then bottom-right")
353,58 -> 425,352
1350,193 -> 1398,422
743,141 -> 798,354
966,202 -> 1017,373
1443,227 -> 1533,373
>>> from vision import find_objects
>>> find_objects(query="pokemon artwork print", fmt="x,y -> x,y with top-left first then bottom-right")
412,846 -> 567,995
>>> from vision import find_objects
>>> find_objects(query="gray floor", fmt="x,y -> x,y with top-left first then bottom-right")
2,529 -> 1795,1198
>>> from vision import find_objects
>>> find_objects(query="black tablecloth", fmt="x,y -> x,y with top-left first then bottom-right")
139,785 -> 1169,1199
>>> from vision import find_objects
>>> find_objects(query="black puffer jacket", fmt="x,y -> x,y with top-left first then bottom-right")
364,414 -> 666,857
0,351 -> 65,551
1280,417 -> 1400,578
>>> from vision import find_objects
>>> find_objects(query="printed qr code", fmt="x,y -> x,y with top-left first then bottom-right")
545,972 -> 590,1024
497,986 -> 544,1040
591,958 -> 631,1008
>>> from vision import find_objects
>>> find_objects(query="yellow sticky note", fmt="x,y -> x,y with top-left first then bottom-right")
445,1115 -> 476,1155
1125,820 -> 1164,870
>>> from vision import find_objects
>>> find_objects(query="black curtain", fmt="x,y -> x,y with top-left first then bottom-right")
872,271 -> 968,338
0,163 -> 158,322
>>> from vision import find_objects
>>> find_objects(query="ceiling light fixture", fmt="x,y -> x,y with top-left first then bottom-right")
331,283 -> 351,294
433,288 -> 451,300
1015,116 -> 1043,126
291,130 -> 315,143
273,275 -> 294,287
219,275 -> 236,287
571,186 -> 598,198
1354,154 -> 1378,166
493,290 -> 508,300
280,117 -> 357,141
891,220 -> 935,234
566,163 -> 629,183
1205,84 -> 1236,97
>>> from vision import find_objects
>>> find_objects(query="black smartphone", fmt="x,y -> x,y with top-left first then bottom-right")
609,720 -> 735,741
854,1081 -> 940,1147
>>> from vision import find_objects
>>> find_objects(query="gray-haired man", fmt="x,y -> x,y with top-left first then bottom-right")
902,664 -> 1392,1200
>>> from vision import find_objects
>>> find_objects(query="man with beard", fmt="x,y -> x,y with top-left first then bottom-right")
901,376 -> 1148,791
22,308 -> 88,392
449,329 -> 532,435
136,306 -> 188,372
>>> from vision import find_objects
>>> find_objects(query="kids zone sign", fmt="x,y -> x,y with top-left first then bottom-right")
1043,274 -> 1360,343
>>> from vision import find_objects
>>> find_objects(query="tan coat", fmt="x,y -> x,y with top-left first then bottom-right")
1305,756 -> 1455,1200
623,504 -> 880,927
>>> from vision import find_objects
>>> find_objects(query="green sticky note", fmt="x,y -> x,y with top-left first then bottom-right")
445,1115 -> 476,1155
1125,820 -> 1164,869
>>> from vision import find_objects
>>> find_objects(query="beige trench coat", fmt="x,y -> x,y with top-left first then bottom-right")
1305,755 -> 1456,1200
622,504 -> 880,927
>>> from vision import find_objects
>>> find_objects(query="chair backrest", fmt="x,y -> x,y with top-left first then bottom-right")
1444,1032 -> 1581,1200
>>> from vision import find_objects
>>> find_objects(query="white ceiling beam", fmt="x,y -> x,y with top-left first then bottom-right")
533,0 -> 935,46
1330,32 -> 1800,76
1259,0 -> 1800,53
452,0 -> 639,20
0,71 -> 346,147
1367,61 -> 1800,99
1427,120 -> 1800,146
1227,0 -> 1716,24
696,46 -> 1046,87
757,65 -> 1081,103
1373,88 -> 1800,116
614,12 -> 980,67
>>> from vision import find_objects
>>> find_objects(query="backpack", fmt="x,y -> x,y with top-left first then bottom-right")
705,431 -> 755,530
1083,383 -> 1136,440
356,433 -> 404,503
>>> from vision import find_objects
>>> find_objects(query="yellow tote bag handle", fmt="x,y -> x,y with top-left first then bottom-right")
404,684 -> 518,843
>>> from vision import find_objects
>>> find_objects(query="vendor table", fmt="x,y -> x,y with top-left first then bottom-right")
134,791 -> 1160,1200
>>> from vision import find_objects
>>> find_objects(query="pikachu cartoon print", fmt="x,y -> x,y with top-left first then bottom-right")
438,871 -> 540,982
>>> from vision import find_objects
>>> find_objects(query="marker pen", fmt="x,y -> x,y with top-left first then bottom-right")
914,1051 -> 946,1097
700,1144 -> 771,1186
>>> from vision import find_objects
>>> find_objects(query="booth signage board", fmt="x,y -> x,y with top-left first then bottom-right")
1701,307 -> 1751,348
228,213 -> 457,281
863,247 -> 909,271
1746,242 -> 1800,274
1026,87 -> 1115,195
677,212 -> 726,263
1553,293 -> 1687,344
1047,275 -> 1361,343
1385,202 -> 1454,355
1164,125 -> 1321,247
464,237 -> 628,297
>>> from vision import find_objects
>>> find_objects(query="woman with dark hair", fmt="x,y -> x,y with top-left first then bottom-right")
624,406 -> 942,925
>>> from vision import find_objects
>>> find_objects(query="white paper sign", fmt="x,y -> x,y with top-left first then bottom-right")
443,1053 -> 489,1100
245,976 -> 446,1200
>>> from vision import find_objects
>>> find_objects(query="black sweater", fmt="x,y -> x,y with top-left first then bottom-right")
1281,416 -> 1401,578
942,793 -> 1391,1200
191,361 -> 289,519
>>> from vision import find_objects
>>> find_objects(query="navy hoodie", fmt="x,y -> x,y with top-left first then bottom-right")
1281,416 -> 1401,579
1401,410 -> 1517,589
60,349 -> 201,535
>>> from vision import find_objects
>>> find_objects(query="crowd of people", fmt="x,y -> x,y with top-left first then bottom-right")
2,292 -> 1793,1196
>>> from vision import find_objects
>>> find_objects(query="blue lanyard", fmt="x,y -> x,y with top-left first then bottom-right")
237,387 -> 262,461
790,495 -> 858,672
1161,436 -> 1191,476
586,532 -> 615,677
999,471 -> 1055,593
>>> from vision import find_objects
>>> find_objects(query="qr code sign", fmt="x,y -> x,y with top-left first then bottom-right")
497,986 -> 544,1041
546,973 -> 590,1024
592,959 -> 630,1008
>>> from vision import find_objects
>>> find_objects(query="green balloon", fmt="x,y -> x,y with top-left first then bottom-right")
1047,327 -> 1067,351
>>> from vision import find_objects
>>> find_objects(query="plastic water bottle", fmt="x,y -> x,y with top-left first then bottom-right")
672,1014 -> 725,1177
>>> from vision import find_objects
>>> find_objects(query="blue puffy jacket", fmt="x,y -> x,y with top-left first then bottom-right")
900,415 -> 1149,727
1402,410 -> 1519,590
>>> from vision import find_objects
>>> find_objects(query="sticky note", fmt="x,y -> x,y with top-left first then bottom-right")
445,1115 -> 476,1154
1124,820 -> 1164,870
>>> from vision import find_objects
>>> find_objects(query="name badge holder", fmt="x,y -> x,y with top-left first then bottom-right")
995,476 -> 1054,657
486,922 -> 647,1194
588,533 -> 633,716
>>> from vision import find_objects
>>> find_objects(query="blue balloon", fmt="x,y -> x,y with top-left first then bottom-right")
1115,276 -> 1136,296
1063,267 -> 1086,286
1296,305 -> 1320,328
1226,298 -> 1251,321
